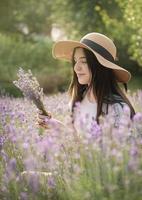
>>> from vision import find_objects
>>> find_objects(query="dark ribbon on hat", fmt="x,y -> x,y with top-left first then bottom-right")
81,39 -> 115,62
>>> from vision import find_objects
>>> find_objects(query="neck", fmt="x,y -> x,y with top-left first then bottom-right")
86,87 -> 96,102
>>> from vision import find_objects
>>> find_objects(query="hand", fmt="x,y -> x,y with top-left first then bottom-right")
38,111 -> 52,129
38,111 -> 65,129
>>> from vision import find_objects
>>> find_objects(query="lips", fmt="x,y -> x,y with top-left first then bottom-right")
77,74 -> 85,77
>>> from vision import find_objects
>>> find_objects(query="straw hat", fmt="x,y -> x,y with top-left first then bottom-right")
52,32 -> 131,83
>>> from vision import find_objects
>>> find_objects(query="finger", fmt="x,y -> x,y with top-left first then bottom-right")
46,112 -> 52,118
38,121 -> 46,126
38,110 -> 43,114
38,110 -> 52,118
38,122 -> 49,129
38,116 -> 51,124
38,114 -> 47,120
37,118 -> 46,125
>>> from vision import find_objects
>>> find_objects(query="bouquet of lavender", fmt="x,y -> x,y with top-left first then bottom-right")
13,68 -> 51,118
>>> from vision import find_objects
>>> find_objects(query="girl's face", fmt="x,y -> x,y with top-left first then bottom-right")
73,48 -> 92,85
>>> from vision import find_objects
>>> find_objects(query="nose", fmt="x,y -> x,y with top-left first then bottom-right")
74,61 -> 82,72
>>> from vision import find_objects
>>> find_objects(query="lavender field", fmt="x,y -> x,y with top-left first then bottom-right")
0,91 -> 142,200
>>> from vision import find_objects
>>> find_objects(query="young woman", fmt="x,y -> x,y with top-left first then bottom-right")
38,32 -> 135,132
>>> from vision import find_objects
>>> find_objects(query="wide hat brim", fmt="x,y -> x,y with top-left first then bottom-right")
52,40 -> 131,83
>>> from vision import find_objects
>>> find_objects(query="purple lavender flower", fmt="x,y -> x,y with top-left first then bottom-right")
89,120 -> 102,141
48,176 -> 56,188
6,158 -> 17,177
3,158 -> 17,183
13,68 -> 51,117
24,156 -> 38,171
0,150 -> 9,162
130,144 -> 138,157
1,89 -> 142,198
28,173 -> 39,193
128,159 -> 139,171
0,136 -> 5,151
20,192 -> 28,200
133,112 -> 142,123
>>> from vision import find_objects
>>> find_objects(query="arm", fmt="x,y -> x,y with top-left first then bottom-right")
38,112 -> 80,142
38,113 -> 65,129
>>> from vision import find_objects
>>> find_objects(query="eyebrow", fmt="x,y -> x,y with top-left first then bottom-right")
74,56 -> 86,60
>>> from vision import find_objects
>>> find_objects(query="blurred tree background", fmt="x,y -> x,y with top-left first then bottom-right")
0,0 -> 142,96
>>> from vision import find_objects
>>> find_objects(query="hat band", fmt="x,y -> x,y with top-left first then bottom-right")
81,39 -> 114,62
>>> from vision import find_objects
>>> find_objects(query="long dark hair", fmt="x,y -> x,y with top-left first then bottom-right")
68,47 -> 135,123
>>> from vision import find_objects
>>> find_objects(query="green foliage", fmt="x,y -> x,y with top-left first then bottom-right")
0,0 -> 53,36
118,0 -> 142,68
52,0 -> 123,39
51,0 -> 141,72
0,34 -> 71,96
0,0 -> 142,95
0,34 -> 53,80
128,75 -> 142,91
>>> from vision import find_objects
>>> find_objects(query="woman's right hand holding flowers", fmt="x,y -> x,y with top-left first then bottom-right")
38,111 -> 65,129
38,111 -> 52,129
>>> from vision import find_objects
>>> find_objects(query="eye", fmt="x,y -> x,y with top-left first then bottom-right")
73,59 -> 87,64
81,60 -> 87,64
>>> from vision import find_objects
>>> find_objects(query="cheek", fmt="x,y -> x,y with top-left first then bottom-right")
87,72 -> 92,84
87,70 -> 92,79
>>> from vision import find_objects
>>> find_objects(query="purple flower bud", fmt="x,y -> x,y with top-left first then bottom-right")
48,176 -> 55,188
133,112 -> 142,123
0,150 -> 9,162
20,192 -> 28,200
0,136 -> 5,151
130,145 -> 138,157
90,120 -> 102,140
28,173 -> 39,193
8,158 -> 17,171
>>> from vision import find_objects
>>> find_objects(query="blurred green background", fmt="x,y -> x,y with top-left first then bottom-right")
0,0 -> 142,97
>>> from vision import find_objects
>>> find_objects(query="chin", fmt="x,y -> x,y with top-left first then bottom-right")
77,77 -> 90,85
78,81 -> 88,85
